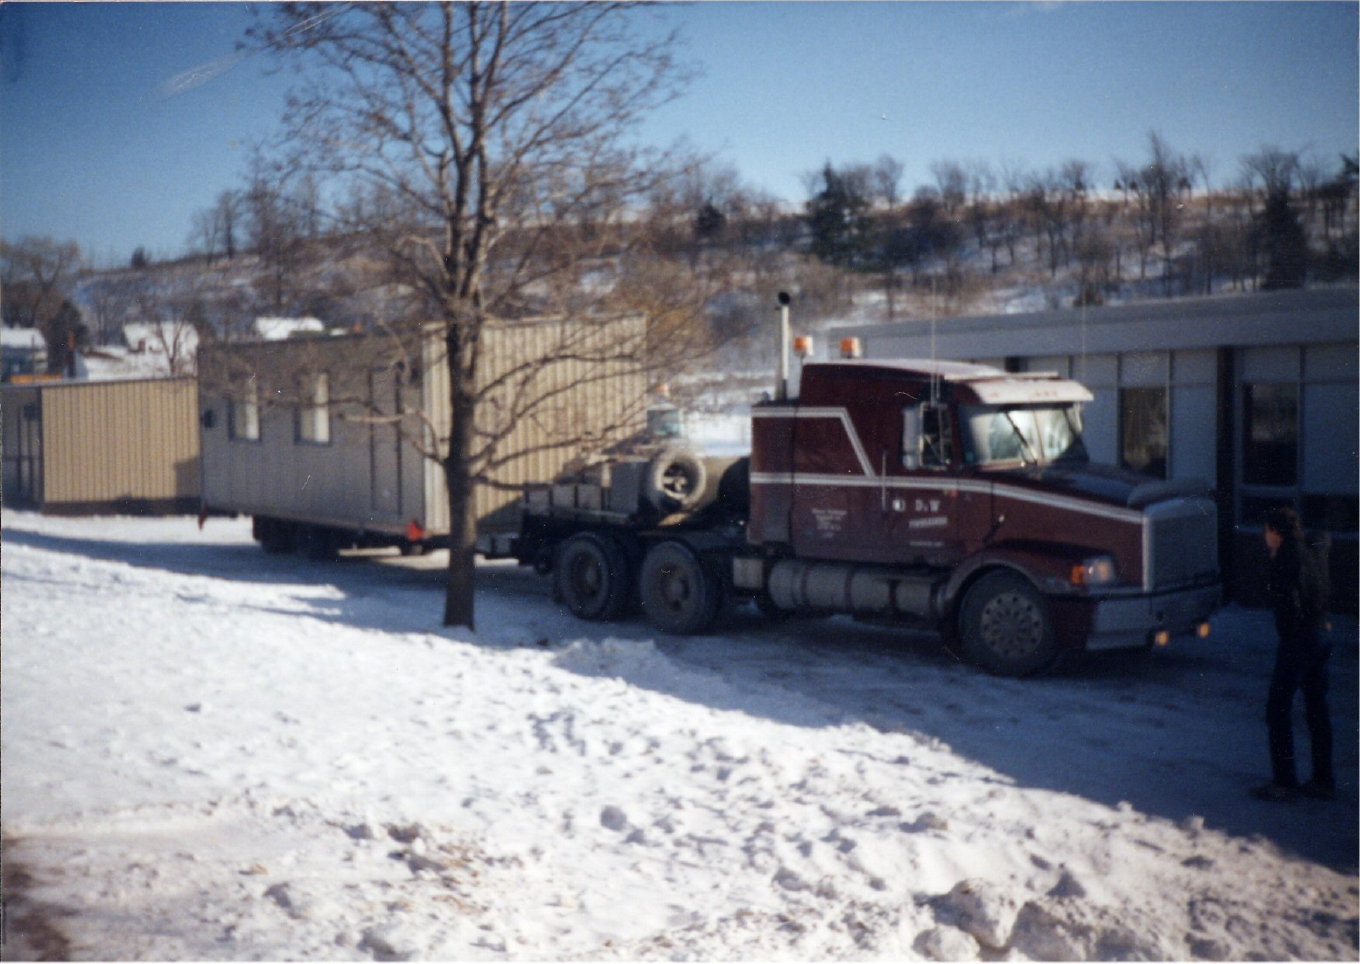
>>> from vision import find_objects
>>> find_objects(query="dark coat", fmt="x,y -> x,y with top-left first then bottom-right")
1266,540 -> 1328,641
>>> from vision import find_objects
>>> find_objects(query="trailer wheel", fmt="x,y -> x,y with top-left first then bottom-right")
642,447 -> 707,514
958,571 -> 1057,677
254,517 -> 296,555
555,532 -> 631,621
298,524 -> 340,562
639,540 -> 720,635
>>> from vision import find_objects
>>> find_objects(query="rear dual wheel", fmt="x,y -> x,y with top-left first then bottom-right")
639,540 -> 721,635
555,532 -> 631,621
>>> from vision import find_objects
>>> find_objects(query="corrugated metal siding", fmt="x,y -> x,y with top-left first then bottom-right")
33,378 -> 200,507
421,317 -> 648,533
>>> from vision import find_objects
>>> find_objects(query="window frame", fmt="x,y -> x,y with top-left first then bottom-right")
228,376 -> 261,442
296,371 -> 332,446
1118,385 -> 1168,479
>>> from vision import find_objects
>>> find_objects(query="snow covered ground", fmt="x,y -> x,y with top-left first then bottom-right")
2,509 -> 1356,961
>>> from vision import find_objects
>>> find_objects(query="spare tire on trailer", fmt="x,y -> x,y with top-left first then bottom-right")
642,446 -> 707,514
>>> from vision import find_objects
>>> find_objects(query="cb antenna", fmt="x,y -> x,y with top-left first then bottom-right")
929,273 -> 940,408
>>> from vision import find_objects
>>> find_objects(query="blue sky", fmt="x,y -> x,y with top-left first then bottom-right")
2,2 -> 1356,268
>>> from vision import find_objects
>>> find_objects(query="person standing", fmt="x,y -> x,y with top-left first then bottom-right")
1252,506 -> 1334,802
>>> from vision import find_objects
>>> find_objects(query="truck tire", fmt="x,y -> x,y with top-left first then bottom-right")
555,532 -> 631,621
639,540 -> 721,635
958,570 -> 1057,677
642,447 -> 707,514
254,516 -> 297,555
298,524 -> 340,562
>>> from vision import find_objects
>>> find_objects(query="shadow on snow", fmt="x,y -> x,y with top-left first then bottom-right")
6,523 -> 1356,876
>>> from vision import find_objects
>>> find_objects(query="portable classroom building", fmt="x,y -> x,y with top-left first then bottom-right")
1,376 -> 201,514
198,317 -> 648,548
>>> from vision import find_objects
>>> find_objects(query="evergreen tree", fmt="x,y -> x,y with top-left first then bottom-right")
805,163 -> 872,268
1256,188 -> 1309,289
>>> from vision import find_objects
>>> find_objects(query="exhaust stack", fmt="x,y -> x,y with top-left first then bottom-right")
776,291 -> 791,401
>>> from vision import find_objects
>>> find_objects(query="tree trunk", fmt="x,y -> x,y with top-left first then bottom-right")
442,331 -> 479,630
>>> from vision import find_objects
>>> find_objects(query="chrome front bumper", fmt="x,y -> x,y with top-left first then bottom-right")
1085,583 -> 1221,652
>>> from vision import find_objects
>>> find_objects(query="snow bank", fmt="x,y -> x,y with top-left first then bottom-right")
2,510 -> 1356,960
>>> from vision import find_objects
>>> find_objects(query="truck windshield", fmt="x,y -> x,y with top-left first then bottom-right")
961,404 -> 1088,467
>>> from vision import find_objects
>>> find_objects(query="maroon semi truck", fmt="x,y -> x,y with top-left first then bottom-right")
516,357 -> 1220,676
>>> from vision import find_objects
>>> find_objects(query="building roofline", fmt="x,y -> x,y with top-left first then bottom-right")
834,287 -> 1358,357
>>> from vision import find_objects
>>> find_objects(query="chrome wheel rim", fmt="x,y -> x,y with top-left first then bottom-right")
978,591 -> 1044,657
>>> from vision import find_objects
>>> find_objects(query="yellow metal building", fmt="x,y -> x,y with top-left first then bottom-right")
1,377 -> 201,514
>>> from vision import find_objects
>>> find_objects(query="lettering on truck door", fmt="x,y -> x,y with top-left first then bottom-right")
787,408 -> 876,561
884,401 -> 962,565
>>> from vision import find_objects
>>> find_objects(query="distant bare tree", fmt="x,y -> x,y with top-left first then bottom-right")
1,237 -> 82,329
243,153 -> 311,313
872,154 -> 904,211
1142,131 -> 1191,294
1114,158 -> 1156,282
250,1 -> 695,629
1241,146 -> 1299,213
1023,169 -> 1068,278
190,190 -> 245,264
930,160 -> 968,217
1,237 -> 87,372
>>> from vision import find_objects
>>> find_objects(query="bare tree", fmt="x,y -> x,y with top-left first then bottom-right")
1,237 -> 87,373
930,160 -> 968,217
250,2 -> 694,629
1142,131 -> 1191,295
243,152 -> 311,313
190,190 -> 245,264
872,154 -> 904,211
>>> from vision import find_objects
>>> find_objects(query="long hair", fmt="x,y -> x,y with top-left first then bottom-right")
1264,505 -> 1305,547
1267,505 -> 1330,616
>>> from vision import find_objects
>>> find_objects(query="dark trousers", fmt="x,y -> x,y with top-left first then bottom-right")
1265,629 -> 1334,788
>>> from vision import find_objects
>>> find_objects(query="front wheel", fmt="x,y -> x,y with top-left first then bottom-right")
958,571 -> 1057,677
639,540 -> 720,635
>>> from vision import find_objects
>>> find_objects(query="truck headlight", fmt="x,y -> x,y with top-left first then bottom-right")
1071,555 -> 1118,587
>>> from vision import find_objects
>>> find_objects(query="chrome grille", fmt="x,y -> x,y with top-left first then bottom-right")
1146,497 -> 1219,590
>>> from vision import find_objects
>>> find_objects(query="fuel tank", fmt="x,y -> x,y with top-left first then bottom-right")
767,558 -> 936,617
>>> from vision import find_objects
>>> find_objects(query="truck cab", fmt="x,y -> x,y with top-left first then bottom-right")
746,360 -> 1220,674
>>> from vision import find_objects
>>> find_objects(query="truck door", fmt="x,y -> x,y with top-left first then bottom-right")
884,402 -> 964,565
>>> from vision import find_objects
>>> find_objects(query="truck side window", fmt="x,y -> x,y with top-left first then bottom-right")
903,404 -> 951,470
921,404 -> 951,467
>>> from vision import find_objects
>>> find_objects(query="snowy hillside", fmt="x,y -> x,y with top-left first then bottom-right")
2,510 -> 1357,961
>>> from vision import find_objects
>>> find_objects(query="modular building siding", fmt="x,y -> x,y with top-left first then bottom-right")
201,317 -> 647,539
199,339 -> 433,536
1,378 -> 200,513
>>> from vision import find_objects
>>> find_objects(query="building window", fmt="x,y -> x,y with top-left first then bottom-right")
229,377 -> 260,441
1119,387 -> 1167,478
1242,382 -> 1297,486
297,372 -> 330,445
